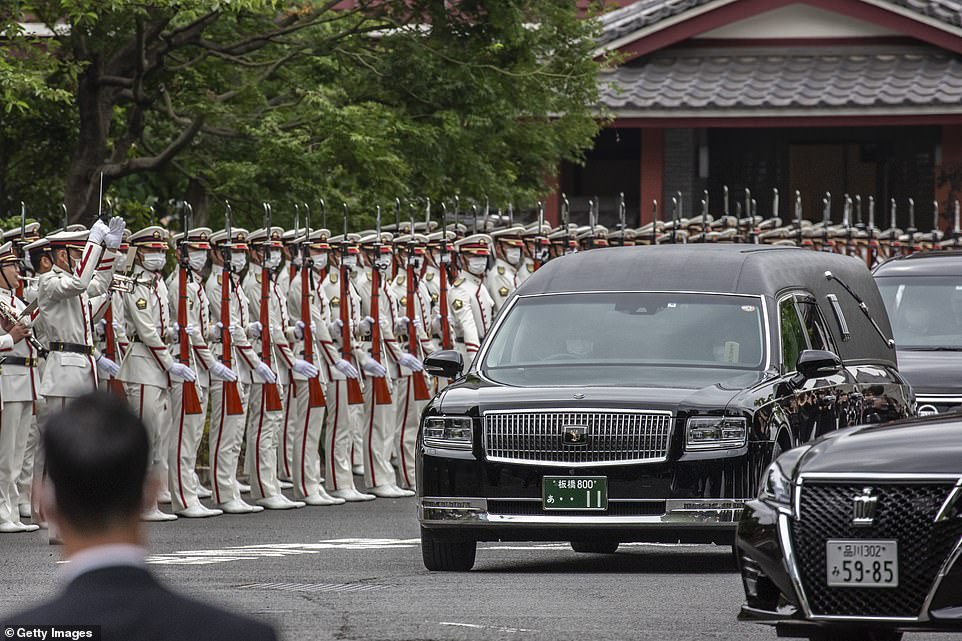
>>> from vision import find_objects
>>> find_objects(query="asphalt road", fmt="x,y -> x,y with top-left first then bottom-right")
0,496 -> 951,641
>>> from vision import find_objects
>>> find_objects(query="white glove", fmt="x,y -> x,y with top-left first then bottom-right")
183,323 -> 196,336
96,354 -> 120,377
292,359 -> 319,378
294,320 -> 317,340
166,324 -> 179,342
88,220 -> 109,246
359,315 -> 375,334
209,361 -> 238,382
168,362 -> 197,382
398,353 -> 423,372
362,358 -> 386,377
105,217 -> 126,249
328,319 -> 343,335
335,358 -> 359,379
95,319 -> 107,340
411,317 -> 423,332
396,315 -> 411,328
212,321 -> 235,342
246,321 -> 262,338
254,361 -> 276,384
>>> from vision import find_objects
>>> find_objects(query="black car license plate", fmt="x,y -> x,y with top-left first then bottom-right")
542,476 -> 608,510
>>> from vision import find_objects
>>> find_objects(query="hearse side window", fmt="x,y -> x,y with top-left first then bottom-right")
779,296 -> 807,372
797,301 -> 836,354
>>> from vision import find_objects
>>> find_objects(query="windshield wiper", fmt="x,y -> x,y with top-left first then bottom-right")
825,271 -> 896,349
899,346 -> 962,352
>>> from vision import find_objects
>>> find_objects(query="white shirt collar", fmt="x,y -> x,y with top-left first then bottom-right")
60,543 -> 147,584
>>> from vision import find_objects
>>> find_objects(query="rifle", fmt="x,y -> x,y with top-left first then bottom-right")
439,203 -> 452,351
369,207 -> 392,405
406,206 -> 430,401
176,202 -> 202,413
534,201 -> 546,268
220,202 -> 244,415
15,202 -> 25,298
298,205 -> 326,408
97,179 -> 126,399
258,203 -> 283,411
651,200 -> 659,246
905,198 -> 917,255
866,196 -> 878,269
340,204 -> 364,405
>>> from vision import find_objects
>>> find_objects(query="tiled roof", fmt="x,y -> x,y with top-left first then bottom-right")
598,49 -> 962,113
596,0 -> 962,47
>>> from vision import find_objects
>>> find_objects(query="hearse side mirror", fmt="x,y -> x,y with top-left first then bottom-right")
794,349 -> 843,383
424,350 -> 464,379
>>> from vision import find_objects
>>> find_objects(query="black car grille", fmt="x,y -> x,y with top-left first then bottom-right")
488,499 -> 666,517
791,481 -> 962,618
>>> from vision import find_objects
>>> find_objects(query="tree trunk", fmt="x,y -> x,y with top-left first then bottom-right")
186,178 -> 209,226
63,57 -> 112,225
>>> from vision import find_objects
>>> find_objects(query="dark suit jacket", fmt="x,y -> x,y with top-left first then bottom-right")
4,565 -> 277,641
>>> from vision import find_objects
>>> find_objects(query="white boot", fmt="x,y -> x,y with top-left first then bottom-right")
369,484 -> 413,498
217,499 -> 264,514
142,507 -> 178,522
176,505 -> 223,518
329,488 -> 376,502
256,495 -> 305,510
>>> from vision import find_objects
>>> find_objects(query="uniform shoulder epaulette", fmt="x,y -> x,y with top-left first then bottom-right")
366,271 -> 372,281
497,265 -> 505,275
425,271 -> 434,282
330,272 -> 338,284
453,277 -> 464,287
217,274 -> 223,285
255,272 -> 262,284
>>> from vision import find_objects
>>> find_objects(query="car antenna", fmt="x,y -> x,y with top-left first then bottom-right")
824,271 -> 895,349
795,190 -> 803,246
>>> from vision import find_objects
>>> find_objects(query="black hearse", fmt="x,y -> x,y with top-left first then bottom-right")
418,245 -> 913,571
874,251 -> 962,416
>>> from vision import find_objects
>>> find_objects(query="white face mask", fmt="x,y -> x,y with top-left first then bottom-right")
142,253 -> 166,272
467,256 -> 487,275
342,255 -> 357,269
311,253 -> 328,271
188,250 -> 207,272
505,247 -> 522,265
266,250 -> 282,270
230,254 -> 247,272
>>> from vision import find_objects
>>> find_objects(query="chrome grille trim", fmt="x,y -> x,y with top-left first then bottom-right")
482,408 -> 673,467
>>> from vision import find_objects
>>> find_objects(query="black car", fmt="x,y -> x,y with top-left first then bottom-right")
874,252 -> 962,416
736,415 -> 962,641
418,245 -> 913,571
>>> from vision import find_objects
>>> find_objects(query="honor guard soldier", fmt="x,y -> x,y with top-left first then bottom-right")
487,225 -> 525,315
242,226 -> 309,510
323,232 -> 375,502
448,234 -> 495,369
576,224 -> 609,251
424,230 -> 456,353
357,230 -> 416,498
4,222 -> 41,302
547,224 -> 578,260
389,232 -> 434,491
607,227 -> 637,247
206,228 -> 272,514
167,227 -> 236,518
92,228 -> 131,393
0,242 -> 39,533
118,226 -> 195,522
277,226 -> 303,302
517,222 -> 550,285
287,228 -> 349,506
28,219 -> 124,410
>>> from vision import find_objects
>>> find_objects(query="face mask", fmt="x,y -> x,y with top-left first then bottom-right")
266,250 -> 282,270
142,254 -> 166,272
188,250 -> 207,272
439,253 -> 451,265
505,247 -> 521,265
292,255 -> 302,267
377,255 -> 392,272
230,254 -> 247,272
467,256 -> 487,275
311,253 -> 328,271
342,255 -> 357,269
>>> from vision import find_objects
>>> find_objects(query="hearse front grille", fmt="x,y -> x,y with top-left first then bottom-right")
482,410 -> 672,467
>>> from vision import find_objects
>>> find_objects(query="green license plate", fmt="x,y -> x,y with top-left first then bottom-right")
542,476 -> 608,511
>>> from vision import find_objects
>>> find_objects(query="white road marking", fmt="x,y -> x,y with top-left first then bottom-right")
440,622 -> 537,633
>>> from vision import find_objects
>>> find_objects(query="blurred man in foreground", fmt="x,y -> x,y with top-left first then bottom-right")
2,393 -> 278,641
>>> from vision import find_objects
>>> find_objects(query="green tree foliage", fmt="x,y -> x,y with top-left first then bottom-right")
0,1 -> 603,231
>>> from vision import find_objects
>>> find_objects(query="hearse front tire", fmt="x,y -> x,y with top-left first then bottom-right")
421,527 -> 477,571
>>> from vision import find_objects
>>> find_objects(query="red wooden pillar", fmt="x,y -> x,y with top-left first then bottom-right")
640,128 -> 664,225
543,170 -> 560,226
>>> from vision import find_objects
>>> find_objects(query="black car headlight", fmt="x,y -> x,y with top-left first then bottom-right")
685,417 -> 747,451
423,416 -> 473,450
759,461 -> 793,507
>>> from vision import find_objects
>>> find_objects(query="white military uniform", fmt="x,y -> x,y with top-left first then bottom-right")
0,242 -> 40,532
447,271 -> 493,371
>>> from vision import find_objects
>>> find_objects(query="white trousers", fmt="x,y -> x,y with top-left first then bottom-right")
394,377 -> 427,489
16,409 -> 39,515
362,381 -> 397,490
291,381 -> 325,499
278,382 -> 297,481
209,381 -> 249,505
168,382 -> 210,512
246,383 -> 283,500
125,383 -> 171,490
0,400 -> 33,523
324,380 -> 364,493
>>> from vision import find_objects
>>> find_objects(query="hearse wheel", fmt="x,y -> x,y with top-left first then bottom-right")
421,527 -> 477,571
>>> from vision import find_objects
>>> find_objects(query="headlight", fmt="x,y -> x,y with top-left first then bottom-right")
759,461 -> 793,506
423,416 -> 473,450
685,417 -> 747,451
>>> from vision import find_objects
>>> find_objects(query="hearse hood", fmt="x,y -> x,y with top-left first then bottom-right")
896,349 -> 962,396
437,370 -> 768,416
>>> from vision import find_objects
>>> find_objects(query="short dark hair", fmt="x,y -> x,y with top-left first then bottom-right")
43,393 -> 150,533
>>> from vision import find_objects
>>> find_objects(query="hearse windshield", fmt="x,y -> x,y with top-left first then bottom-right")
877,275 -> 962,350
481,292 -> 766,387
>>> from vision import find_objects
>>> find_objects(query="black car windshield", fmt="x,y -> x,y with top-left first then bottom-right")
877,275 -> 962,349
481,292 -> 766,386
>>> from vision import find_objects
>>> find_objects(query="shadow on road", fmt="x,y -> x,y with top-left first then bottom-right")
476,547 -> 739,575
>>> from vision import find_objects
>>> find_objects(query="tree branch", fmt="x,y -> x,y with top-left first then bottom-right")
102,116 -> 205,178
